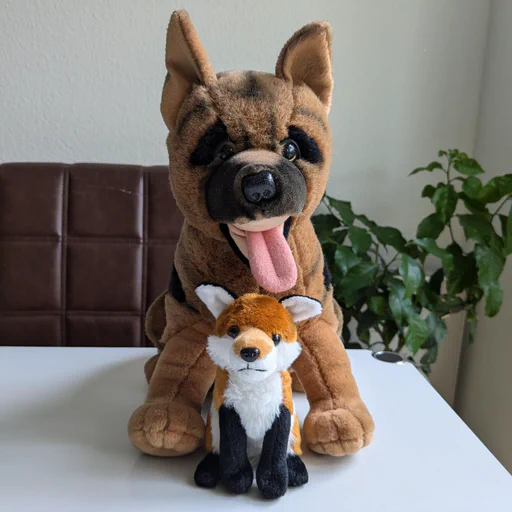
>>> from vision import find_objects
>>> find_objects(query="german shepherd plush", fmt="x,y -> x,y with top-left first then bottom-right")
128,10 -> 374,458
194,285 -> 320,498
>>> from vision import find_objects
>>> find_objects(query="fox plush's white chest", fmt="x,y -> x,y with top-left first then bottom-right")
224,372 -> 284,440
209,371 -> 296,460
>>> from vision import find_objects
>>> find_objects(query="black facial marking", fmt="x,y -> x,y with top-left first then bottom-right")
190,120 -> 230,166
244,71 -> 260,98
220,224 -> 249,266
177,99 -> 210,136
169,265 -> 186,303
287,126 -> 323,164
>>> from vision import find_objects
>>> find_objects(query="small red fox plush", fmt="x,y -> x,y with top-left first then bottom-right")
194,284 -> 322,499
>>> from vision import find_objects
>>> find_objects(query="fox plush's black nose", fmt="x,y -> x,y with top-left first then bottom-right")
240,347 -> 260,362
242,171 -> 276,203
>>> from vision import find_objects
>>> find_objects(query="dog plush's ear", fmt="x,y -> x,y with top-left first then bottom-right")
161,10 -> 216,130
276,21 -> 333,112
280,295 -> 322,323
196,284 -> 237,319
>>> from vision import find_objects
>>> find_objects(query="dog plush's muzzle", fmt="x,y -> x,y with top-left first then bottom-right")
206,149 -> 307,224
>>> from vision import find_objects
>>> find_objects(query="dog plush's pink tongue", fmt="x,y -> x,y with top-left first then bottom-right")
245,226 -> 297,293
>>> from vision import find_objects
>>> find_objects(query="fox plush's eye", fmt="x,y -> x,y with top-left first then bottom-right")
281,140 -> 300,162
272,333 -> 281,345
216,142 -> 235,161
228,325 -> 240,338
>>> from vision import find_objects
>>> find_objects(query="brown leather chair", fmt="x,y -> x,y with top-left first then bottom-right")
0,163 -> 182,346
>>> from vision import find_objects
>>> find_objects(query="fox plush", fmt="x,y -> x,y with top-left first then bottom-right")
128,10 -> 374,459
194,284 -> 321,499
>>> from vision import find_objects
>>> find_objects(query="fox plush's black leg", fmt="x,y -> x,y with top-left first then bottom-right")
287,454 -> 308,487
194,452 -> 220,488
256,404 -> 291,499
219,405 -> 253,494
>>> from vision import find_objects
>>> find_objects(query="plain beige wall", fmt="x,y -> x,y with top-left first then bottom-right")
0,0 -> 490,239
456,0 -> 512,473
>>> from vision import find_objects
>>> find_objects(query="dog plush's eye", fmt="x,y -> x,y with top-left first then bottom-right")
272,333 -> 281,345
281,140 -> 300,162
216,142 -> 235,161
228,325 -> 240,338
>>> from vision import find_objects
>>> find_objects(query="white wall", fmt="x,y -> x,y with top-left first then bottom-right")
456,0 -> 512,473
0,0 -> 491,239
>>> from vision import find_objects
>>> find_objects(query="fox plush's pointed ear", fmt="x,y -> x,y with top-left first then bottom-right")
280,295 -> 323,323
195,284 -> 237,319
276,21 -> 333,112
161,10 -> 217,130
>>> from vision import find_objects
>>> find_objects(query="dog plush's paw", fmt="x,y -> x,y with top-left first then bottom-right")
128,401 -> 204,456
256,460 -> 288,499
195,453 -> 220,488
221,461 -> 254,494
304,404 -> 374,456
287,454 -> 308,487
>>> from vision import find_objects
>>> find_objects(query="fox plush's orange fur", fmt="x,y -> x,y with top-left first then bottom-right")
128,10 -> 374,459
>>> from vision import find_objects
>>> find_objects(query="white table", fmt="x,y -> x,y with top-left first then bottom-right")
0,347 -> 510,511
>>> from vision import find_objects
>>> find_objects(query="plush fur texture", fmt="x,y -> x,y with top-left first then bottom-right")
194,288 -> 312,499
128,9 -> 374,459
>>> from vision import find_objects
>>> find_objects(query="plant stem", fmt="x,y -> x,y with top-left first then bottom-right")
445,159 -> 457,244
491,197 -> 510,219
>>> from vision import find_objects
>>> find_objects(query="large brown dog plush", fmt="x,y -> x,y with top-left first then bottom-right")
128,10 -> 374,457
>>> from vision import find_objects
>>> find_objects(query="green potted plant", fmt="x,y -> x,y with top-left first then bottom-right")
314,149 -> 512,374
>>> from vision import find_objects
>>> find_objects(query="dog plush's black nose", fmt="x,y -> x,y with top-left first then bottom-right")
242,171 -> 276,203
240,347 -> 260,362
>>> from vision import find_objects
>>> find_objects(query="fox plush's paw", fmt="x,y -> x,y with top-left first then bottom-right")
287,454 -> 308,487
195,453 -> 221,488
128,401 -> 204,457
221,460 -> 254,495
257,459 -> 288,499
304,403 -> 374,456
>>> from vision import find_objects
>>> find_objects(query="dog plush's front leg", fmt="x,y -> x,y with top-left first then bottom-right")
219,406 -> 253,494
256,404 -> 290,499
294,316 -> 374,456
128,303 -> 215,457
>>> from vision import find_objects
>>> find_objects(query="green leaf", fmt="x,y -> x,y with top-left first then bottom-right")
459,192 -> 491,218
415,238 -> 455,273
330,229 -> 348,245
405,313 -> 430,355
386,278 -> 413,326
356,310 -> 379,337
445,247 -> 477,295
475,245 -> 505,317
348,226 -> 373,254
477,174 -> 512,204
432,184 -> 458,223
458,214 -> 501,246
368,296 -> 388,317
453,158 -> 484,176
426,314 -> 447,343
312,214 -> 340,236
340,262 -> 380,296
462,176 -> 483,199
334,246 -> 360,275
409,161 -> 443,175
420,345 -> 439,370
399,254 -> 425,299
506,204 -> 512,254
357,214 -> 377,229
438,150 -> 448,158
329,198 -> 356,226
371,226 -> 407,251
422,185 -> 437,198
416,213 -> 445,239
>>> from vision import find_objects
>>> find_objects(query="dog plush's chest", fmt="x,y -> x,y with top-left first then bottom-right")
223,372 -> 283,440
